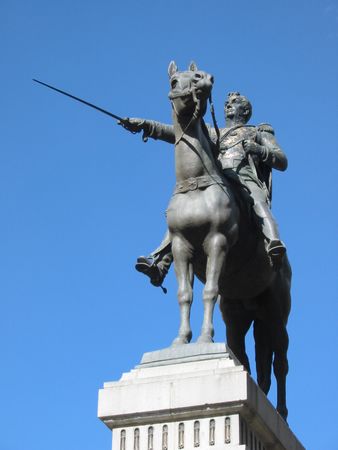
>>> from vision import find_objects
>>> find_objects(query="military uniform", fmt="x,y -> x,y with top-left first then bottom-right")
210,123 -> 286,203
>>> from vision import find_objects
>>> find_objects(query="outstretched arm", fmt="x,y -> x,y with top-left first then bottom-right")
119,118 -> 175,144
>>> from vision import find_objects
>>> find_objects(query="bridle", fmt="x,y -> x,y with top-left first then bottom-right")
169,85 -> 201,145
169,73 -> 226,201
169,77 -> 220,148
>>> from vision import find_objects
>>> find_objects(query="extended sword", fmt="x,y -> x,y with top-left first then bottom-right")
32,78 -> 127,124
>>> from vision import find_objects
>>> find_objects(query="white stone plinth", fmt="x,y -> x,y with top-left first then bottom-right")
98,343 -> 304,450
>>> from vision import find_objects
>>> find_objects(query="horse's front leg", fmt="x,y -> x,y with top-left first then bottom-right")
197,233 -> 227,343
171,236 -> 194,346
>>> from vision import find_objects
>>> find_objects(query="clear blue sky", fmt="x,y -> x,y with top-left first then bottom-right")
1,1 -> 337,449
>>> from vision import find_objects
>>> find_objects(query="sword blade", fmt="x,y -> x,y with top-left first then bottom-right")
32,79 -> 125,122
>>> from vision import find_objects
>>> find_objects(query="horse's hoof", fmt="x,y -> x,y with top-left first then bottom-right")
171,333 -> 192,347
197,335 -> 214,344
171,336 -> 189,346
277,406 -> 288,422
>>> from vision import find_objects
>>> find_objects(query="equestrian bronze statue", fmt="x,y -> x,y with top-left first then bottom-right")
120,62 -> 291,421
33,65 -> 292,420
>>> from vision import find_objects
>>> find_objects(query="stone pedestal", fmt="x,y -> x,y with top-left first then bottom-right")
98,343 -> 304,450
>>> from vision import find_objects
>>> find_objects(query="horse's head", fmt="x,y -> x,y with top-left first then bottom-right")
168,61 -> 214,119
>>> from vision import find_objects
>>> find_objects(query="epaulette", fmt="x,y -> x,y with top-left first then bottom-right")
257,123 -> 275,135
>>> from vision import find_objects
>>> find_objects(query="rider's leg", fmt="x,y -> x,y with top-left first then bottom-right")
253,201 -> 286,264
247,182 -> 286,266
150,230 -> 173,277
135,230 -> 173,287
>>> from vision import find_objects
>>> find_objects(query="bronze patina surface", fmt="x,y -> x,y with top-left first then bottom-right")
121,62 -> 291,421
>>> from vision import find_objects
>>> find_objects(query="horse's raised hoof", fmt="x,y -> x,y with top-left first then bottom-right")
196,334 -> 214,344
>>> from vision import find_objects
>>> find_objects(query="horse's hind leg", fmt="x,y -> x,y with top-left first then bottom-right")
263,283 -> 290,421
274,343 -> 289,421
221,299 -> 252,373
197,233 -> 227,343
254,319 -> 273,394
171,236 -> 194,346
270,320 -> 289,421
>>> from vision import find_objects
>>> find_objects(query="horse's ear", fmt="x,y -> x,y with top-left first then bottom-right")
189,61 -> 198,71
168,61 -> 178,78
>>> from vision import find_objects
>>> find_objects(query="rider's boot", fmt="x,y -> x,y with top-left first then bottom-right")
135,252 -> 173,288
253,202 -> 286,269
135,231 -> 173,290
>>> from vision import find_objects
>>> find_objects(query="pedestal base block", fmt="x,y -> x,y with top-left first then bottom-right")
98,344 -> 304,450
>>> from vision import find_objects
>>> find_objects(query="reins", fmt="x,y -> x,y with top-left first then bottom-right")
170,84 -> 220,150
170,83 -> 231,199
171,86 -> 201,146
209,93 -> 220,152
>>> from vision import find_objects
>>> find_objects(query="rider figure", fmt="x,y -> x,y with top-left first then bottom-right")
120,92 -> 288,288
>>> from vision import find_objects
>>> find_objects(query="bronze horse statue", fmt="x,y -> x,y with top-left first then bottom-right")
165,62 -> 291,420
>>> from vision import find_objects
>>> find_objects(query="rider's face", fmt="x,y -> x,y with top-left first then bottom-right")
224,96 -> 247,122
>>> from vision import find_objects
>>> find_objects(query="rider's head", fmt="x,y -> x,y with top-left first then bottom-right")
224,92 -> 252,124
